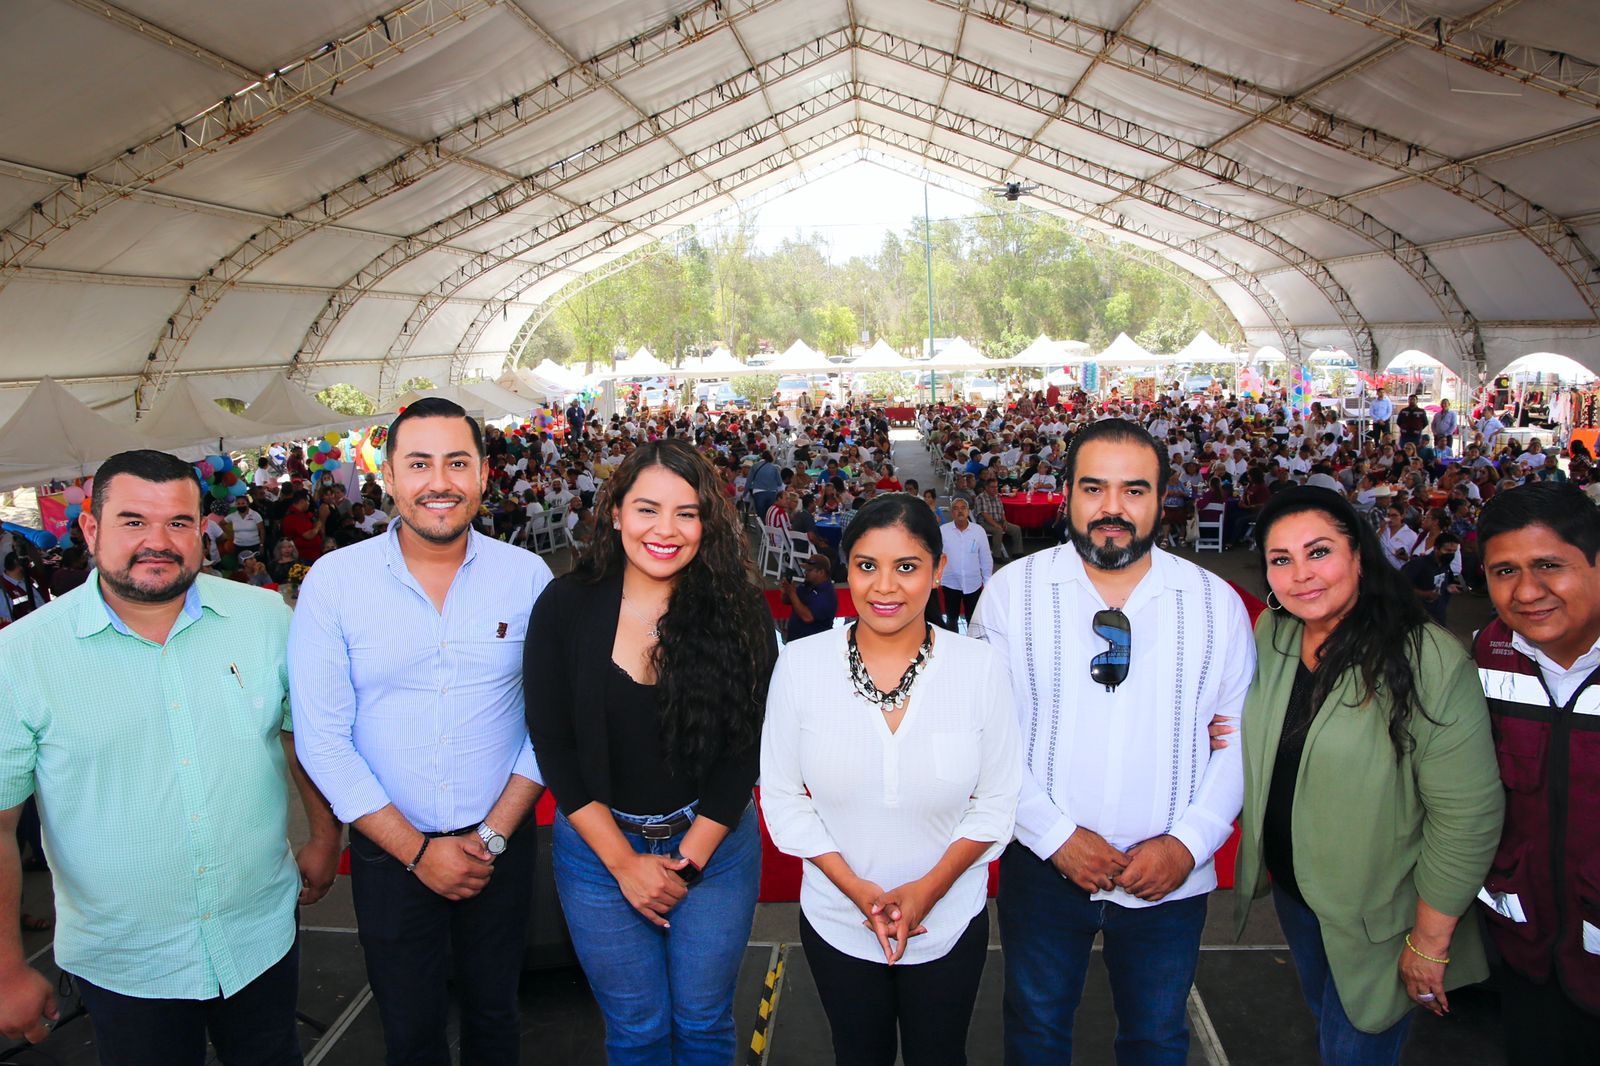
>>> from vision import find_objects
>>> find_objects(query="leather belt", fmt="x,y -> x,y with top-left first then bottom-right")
613,812 -> 693,841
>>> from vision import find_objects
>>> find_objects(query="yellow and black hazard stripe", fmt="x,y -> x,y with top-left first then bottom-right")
746,947 -> 786,1065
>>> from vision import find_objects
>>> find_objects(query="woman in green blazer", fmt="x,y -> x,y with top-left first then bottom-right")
1230,487 -> 1503,1065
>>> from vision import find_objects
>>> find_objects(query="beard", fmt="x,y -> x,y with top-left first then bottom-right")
398,492 -> 478,545
99,550 -> 199,604
1068,513 -> 1158,571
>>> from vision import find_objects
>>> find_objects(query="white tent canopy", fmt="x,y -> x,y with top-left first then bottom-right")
763,340 -> 829,373
604,348 -> 672,379
244,375 -> 377,440
0,0 -> 1598,417
388,380 -> 533,420
1096,333 -> 1162,366
1173,331 -> 1239,364
1497,352 -> 1598,383
1008,334 -> 1091,367
0,378 -> 150,488
1385,350 -> 1448,372
138,376 -> 288,455
849,340 -> 916,371
924,336 -> 997,370
681,347 -> 745,377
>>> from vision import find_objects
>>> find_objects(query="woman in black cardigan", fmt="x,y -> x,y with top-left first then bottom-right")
526,439 -> 775,1066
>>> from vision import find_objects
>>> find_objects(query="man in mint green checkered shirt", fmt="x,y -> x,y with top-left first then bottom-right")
0,450 -> 339,1064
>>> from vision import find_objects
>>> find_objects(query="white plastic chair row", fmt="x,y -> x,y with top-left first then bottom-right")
527,505 -> 571,555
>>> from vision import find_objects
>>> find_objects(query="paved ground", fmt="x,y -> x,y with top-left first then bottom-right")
5,432 -> 1507,1064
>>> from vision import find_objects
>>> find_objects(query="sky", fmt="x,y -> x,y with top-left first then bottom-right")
723,159 -> 991,262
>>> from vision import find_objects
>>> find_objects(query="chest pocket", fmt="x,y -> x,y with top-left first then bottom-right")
223,672 -> 283,741
931,731 -> 981,786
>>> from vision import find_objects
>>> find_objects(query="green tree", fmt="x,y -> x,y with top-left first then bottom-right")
814,302 -> 858,357
314,383 -> 376,416
395,376 -> 436,395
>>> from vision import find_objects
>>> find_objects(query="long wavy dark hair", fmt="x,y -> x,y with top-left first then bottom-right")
1254,487 -> 1438,760
575,439 -> 772,781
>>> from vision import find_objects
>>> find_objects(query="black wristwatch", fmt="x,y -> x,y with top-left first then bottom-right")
673,852 -> 704,887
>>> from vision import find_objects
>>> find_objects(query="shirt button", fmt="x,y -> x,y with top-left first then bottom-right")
191,814 -> 201,823
197,866 -> 207,875
441,783 -> 450,791
171,702 -> 181,711
440,686 -> 448,695
201,912 -> 212,921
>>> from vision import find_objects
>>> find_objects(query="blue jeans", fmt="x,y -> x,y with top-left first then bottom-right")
1273,887 -> 1413,1066
553,800 -> 761,1066
998,842 -> 1207,1066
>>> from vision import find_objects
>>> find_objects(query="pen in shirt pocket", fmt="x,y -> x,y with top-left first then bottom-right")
229,663 -> 244,689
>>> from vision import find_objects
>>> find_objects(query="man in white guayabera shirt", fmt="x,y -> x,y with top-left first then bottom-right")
973,418 -> 1254,1066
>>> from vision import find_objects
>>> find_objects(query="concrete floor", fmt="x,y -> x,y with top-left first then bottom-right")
6,430 -> 1508,1064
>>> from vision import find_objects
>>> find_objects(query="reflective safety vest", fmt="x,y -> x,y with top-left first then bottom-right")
1473,618 -> 1600,1014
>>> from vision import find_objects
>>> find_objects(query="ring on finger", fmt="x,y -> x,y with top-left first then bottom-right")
1416,992 -> 1436,1002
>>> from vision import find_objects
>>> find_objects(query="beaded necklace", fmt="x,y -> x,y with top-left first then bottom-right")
847,622 -> 934,712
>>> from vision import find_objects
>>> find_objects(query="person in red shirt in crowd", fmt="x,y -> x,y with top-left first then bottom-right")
874,463 -> 903,492
280,489 -> 327,562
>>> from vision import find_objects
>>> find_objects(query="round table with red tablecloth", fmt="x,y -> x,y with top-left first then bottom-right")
1000,491 -> 1062,530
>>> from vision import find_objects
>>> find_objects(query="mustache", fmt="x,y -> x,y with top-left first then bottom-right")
131,550 -> 184,564
1087,518 -> 1136,534
414,494 -> 466,505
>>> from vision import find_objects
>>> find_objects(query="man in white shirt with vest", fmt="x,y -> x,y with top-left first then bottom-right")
973,419 -> 1253,1066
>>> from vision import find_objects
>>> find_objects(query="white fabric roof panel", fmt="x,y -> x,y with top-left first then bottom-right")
148,110 -> 402,218
0,0 -> 244,174
1137,0 -> 1379,92
26,200 -> 260,278
3,0 -> 1598,421
1314,48 -> 1597,160
325,12 -> 567,142
182,290 -> 329,371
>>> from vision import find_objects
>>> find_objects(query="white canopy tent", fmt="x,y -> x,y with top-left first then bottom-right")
1385,350 -> 1448,372
0,378 -> 150,489
603,348 -> 673,380
243,375 -> 378,440
1007,335 -> 1091,367
924,336 -> 999,370
385,380 -> 533,421
848,340 -> 917,372
137,376 -> 289,455
1497,352 -> 1598,384
1096,333 -> 1163,367
0,0 -> 1597,424
763,340 -> 830,373
1173,331 -> 1240,365
681,348 -> 745,377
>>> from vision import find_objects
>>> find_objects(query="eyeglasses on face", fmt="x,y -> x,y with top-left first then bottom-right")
1090,608 -> 1132,692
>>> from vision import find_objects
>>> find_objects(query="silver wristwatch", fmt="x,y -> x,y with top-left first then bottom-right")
476,822 -> 507,856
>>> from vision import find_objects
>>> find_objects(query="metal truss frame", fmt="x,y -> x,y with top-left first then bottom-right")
497,152 -> 868,375
291,79 -> 859,395
856,29 -> 1476,362
0,0 -> 496,281
853,84 -> 1372,360
925,0 -> 1600,318
129,0 -> 793,406
1294,0 -> 1600,110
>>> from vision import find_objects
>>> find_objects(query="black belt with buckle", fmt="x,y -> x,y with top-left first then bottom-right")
613,812 -> 693,840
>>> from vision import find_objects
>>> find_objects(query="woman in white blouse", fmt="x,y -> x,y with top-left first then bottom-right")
761,494 -> 1020,1066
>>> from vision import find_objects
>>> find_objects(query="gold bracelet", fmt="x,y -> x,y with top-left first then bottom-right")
1405,933 -> 1450,966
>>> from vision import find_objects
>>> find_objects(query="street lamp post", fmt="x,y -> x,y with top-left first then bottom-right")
925,183 -> 937,405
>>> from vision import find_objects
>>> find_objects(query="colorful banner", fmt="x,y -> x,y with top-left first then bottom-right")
37,492 -> 68,542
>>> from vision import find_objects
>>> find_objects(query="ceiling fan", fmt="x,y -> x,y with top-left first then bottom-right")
988,181 -> 1040,202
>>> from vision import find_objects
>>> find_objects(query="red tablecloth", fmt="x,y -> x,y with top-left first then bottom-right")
883,406 -> 916,423
1001,492 -> 1062,529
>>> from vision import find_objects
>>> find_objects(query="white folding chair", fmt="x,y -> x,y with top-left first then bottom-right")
526,510 -> 555,554
545,506 -> 571,552
1195,504 -> 1226,553
786,529 -> 814,571
759,523 -> 791,581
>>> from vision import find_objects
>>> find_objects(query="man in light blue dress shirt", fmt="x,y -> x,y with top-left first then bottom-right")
290,399 -> 553,1066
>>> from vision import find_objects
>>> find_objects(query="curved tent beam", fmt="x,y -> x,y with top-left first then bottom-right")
443,130 -> 1293,386
391,98 -> 1307,394
287,33 -> 855,385
856,30 -> 1476,361
852,87 -> 1369,360
132,0 -> 800,412
0,0 -> 496,285
1294,0 -> 1600,110
937,0 -> 1600,318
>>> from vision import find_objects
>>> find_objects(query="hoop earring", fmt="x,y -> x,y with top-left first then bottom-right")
1266,590 -> 1285,612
